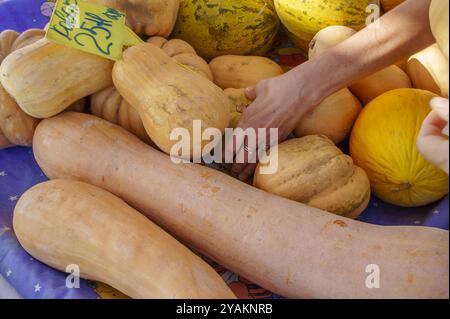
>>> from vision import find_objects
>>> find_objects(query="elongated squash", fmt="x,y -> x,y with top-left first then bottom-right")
209,55 -> 284,89
33,112 -> 449,299
113,43 -> 231,160
14,179 -> 235,299
0,38 -> 113,118
407,44 -> 449,97
0,29 -> 42,146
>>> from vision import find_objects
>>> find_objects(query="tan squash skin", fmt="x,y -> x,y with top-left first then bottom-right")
0,38 -> 113,118
13,179 -> 235,299
0,129 -> 12,149
0,85 -> 39,146
407,44 -> 449,97
294,88 -> 362,144
209,55 -> 284,89
254,136 -> 371,219
349,65 -> 412,105
113,43 -> 231,160
223,88 -> 251,128
85,0 -> 180,37
33,112 -> 449,299
0,29 -> 43,147
91,86 -> 152,144
381,0 -> 405,11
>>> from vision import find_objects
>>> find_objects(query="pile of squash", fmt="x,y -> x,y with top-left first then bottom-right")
0,0 -> 449,299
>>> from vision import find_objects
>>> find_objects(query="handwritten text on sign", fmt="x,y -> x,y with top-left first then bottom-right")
46,0 -> 127,60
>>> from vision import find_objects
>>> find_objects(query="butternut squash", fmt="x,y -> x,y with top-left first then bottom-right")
13,179 -> 235,299
294,88 -> 362,144
254,135 -> 371,219
85,0 -> 180,37
209,55 -> 284,89
407,44 -> 449,97
91,86 -> 152,144
113,43 -> 231,160
33,112 -> 449,299
429,0 -> 449,60
92,38 -> 213,145
349,65 -> 412,105
0,38 -> 113,118
0,29 -> 43,147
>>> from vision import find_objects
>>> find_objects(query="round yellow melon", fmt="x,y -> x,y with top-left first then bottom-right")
172,0 -> 280,60
350,88 -> 449,207
274,0 -> 372,54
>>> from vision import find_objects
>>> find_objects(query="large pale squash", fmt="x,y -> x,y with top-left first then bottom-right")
429,0 -> 449,60
0,39 -> 113,118
350,88 -> 449,207
254,135 -> 371,219
92,37 -> 212,145
172,0 -> 280,60
349,65 -> 412,105
0,29 -> 43,147
294,88 -> 362,144
14,179 -> 235,299
274,0 -> 372,54
209,55 -> 284,89
85,0 -> 179,37
407,44 -> 449,97
33,112 -> 449,298
113,43 -> 231,160
0,130 -> 12,149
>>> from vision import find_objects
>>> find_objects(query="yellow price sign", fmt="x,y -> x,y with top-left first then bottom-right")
46,0 -> 143,60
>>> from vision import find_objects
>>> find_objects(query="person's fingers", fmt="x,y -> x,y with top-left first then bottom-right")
245,87 -> 257,101
419,110 -> 448,137
430,97 -> 449,122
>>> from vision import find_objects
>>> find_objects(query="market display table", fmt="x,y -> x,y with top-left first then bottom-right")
0,0 -> 448,299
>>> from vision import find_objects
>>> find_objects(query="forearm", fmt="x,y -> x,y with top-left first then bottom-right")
292,0 -> 435,108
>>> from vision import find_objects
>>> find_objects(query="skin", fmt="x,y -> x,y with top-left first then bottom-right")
417,97 -> 449,174
229,0 -> 437,180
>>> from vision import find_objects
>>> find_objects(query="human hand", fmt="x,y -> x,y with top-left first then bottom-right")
226,67 -> 322,181
417,97 -> 449,174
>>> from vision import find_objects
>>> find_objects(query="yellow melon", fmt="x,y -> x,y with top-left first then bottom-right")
350,88 -> 449,207
275,0 -> 372,54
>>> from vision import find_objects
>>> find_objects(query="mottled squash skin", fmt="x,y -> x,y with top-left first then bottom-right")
113,43 -> 231,160
0,29 -> 43,147
173,0 -> 280,60
275,0 -> 372,54
92,38 -> 212,146
350,89 -> 449,207
254,135 -> 371,219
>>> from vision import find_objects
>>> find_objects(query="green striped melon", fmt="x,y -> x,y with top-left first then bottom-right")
275,0 -> 374,54
172,0 -> 280,60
